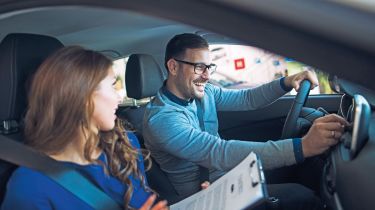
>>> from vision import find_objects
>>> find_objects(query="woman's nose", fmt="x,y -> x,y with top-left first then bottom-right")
116,91 -> 123,104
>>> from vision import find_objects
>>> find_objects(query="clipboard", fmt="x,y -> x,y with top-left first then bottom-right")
170,152 -> 267,210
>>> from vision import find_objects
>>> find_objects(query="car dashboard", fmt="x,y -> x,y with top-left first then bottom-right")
322,78 -> 375,210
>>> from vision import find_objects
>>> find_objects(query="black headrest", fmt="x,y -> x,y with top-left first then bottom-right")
0,33 -> 64,126
125,54 -> 165,100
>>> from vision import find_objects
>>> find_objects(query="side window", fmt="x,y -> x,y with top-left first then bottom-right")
209,44 -> 333,95
112,57 -> 127,102
112,57 -> 152,106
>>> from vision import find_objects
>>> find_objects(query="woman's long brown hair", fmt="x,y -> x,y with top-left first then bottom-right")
24,46 -> 151,208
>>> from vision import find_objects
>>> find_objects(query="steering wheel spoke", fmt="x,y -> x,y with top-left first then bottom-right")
281,80 -> 311,139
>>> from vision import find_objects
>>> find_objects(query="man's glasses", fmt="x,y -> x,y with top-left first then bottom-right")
174,58 -> 217,75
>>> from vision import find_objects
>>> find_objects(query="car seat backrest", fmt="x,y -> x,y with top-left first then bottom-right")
122,54 -> 165,136
119,54 -> 183,203
0,33 -> 64,134
0,33 -> 63,203
125,54 -> 165,100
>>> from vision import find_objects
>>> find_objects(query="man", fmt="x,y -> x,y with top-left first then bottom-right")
143,33 -> 347,209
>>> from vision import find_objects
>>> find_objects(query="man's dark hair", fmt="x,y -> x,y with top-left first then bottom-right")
164,33 -> 209,70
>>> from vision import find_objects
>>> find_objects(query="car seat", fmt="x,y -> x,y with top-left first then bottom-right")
118,54 -> 183,204
0,33 -> 64,203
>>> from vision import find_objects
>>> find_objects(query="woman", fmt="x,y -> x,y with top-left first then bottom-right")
1,46 -> 168,210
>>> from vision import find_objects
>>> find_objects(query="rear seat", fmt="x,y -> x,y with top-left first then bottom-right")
118,54 -> 183,204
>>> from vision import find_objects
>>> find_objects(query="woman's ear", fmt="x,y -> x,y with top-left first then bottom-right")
167,59 -> 178,76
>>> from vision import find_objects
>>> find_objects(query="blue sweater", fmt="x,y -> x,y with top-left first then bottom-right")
143,78 -> 303,197
1,133 -> 151,210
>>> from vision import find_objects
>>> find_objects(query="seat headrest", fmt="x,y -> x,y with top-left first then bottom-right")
0,33 -> 64,125
125,54 -> 165,100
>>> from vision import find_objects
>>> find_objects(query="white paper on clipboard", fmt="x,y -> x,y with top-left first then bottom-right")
170,152 -> 267,210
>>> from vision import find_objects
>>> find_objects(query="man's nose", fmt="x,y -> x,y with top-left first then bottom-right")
201,68 -> 210,79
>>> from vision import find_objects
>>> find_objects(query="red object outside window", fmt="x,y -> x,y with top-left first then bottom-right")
234,58 -> 245,70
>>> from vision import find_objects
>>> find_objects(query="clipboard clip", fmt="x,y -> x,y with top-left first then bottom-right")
249,160 -> 259,187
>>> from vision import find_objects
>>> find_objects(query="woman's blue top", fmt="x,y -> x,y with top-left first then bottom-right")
1,132 -> 151,210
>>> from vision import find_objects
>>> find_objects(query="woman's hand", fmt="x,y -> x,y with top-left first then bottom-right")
201,181 -> 210,190
139,181 -> 209,210
139,194 -> 168,210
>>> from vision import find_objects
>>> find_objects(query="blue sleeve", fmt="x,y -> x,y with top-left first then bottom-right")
280,77 -> 293,92
144,109 -> 297,171
292,138 -> 305,163
1,168 -> 52,210
1,189 -> 50,210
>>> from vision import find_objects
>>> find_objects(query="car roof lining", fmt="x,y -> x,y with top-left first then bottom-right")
0,6 -> 200,57
0,0 -> 374,91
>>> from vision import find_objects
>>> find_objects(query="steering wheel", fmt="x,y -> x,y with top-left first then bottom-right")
281,80 -> 311,139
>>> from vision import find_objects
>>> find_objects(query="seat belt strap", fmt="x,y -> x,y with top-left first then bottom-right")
196,100 -> 210,183
0,135 -> 122,210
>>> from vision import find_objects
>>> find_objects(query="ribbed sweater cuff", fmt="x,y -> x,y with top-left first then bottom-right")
293,138 -> 304,164
280,77 -> 293,92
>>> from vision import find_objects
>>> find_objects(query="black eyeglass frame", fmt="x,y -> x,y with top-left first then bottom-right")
174,58 -> 217,75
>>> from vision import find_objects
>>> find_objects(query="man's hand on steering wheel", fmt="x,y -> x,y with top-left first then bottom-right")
284,70 -> 319,91
281,70 -> 349,158
281,70 -> 319,139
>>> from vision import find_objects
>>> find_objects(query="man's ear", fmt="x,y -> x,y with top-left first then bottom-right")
167,59 -> 178,76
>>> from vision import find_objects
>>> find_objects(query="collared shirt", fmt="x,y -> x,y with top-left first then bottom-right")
161,85 -> 194,106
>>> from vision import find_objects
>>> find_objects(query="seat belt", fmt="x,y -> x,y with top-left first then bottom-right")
0,134 -> 122,210
196,99 -> 210,184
